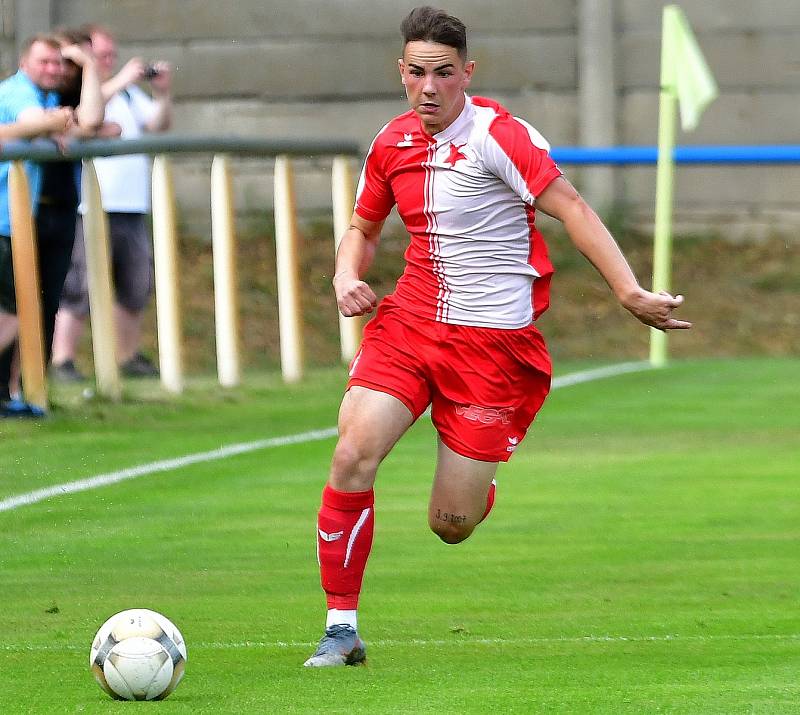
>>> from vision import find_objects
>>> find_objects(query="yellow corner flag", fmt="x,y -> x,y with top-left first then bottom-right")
661,5 -> 718,131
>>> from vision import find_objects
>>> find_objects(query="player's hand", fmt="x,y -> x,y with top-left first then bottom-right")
622,288 -> 692,331
333,271 -> 378,317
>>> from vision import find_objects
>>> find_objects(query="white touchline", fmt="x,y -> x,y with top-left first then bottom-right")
0,361 -> 651,514
0,427 -> 337,513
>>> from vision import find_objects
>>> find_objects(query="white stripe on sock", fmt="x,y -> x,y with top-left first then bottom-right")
343,507 -> 371,568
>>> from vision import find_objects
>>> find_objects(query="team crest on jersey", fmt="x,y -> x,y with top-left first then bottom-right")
445,142 -> 469,166
396,132 -> 415,147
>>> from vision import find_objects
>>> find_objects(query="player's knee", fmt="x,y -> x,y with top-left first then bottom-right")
429,520 -> 474,545
330,438 -> 380,490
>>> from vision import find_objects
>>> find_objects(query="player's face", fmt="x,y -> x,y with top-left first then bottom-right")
20,41 -> 64,92
399,41 -> 474,136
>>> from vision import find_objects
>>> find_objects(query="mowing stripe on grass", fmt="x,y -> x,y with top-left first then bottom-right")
0,361 -> 651,513
3,631 -> 797,653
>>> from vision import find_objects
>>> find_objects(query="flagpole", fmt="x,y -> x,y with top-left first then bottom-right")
649,6 -> 679,368
649,5 -> 718,367
649,92 -> 677,367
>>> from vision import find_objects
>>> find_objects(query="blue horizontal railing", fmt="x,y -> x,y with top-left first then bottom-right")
550,145 -> 800,165
2,138 -> 799,165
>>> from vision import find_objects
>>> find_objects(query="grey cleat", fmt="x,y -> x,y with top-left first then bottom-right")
303,624 -> 367,667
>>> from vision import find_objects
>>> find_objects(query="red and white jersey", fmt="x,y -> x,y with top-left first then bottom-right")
355,94 -> 562,329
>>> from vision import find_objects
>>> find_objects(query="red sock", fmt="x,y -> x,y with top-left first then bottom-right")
316,484 -> 374,610
479,479 -> 496,523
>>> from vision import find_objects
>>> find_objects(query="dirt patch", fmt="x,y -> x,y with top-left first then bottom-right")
123,221 -> 798,373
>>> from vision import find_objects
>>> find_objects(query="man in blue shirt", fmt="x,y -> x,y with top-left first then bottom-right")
0,34 -> 101,416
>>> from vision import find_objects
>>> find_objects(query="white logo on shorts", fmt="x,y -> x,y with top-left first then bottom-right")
506,436 -> 519,453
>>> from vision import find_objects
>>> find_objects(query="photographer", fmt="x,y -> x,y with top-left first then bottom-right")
52,24 -> 172,381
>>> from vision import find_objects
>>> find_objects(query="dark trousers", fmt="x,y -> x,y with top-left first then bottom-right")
0,204 -> 77,398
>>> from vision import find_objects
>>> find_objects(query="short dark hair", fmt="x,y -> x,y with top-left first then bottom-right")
401,6 -> 467,60
19,33 -> 61,59
53,26 -> 92,47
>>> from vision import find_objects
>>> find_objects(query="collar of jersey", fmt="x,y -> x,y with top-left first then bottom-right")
421,93 -> 474,145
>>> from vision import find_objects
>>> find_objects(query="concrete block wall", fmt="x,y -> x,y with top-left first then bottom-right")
5,0 -> 800,237
616,1 -> 800,237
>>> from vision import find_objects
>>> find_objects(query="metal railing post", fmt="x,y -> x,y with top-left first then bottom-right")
151,155 -> 184,393
331,156 -> 363,364
273,155 -> 303,383
8,162 -> 47,410
81,159 -> 121,400
210,154 -> 241,387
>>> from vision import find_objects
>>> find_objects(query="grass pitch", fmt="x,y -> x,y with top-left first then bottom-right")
1,358 -> 798,713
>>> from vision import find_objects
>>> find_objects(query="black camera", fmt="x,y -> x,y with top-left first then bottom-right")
143,64 -> 160,80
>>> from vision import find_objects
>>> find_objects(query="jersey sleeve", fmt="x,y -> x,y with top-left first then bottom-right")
482,115 -> 562,205
354,124 -> 395,222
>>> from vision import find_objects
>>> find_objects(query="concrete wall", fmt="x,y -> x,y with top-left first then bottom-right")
6,1 -> 800,237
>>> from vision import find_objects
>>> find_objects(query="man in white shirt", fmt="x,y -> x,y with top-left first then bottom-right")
52,24 -> 172,380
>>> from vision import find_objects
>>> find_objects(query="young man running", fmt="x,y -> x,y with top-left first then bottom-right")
304,6 -> 691,667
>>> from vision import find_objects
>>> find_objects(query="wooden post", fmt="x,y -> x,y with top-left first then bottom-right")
8,162 -> 47,410
210,155 -> 241,387
273,155 -> 303,383
81,159 -> 121,400
151,155 -> 184,393
331,156 -> 363,364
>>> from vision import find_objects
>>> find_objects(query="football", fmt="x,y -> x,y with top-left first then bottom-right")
89,608 -> 187,701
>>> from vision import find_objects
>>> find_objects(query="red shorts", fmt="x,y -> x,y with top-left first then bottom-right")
347,301 -> 552,462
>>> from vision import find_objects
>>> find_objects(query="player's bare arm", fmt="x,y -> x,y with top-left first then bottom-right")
536,176 -> 692,331
332,213 -> 382,317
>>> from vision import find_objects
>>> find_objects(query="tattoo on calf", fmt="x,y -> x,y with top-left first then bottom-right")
434,509 -> 467,525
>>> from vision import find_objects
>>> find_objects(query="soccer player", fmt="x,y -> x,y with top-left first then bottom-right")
304,6 -> 691,667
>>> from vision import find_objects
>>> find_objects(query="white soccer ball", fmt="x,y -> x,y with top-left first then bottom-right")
89,608 -> 187,701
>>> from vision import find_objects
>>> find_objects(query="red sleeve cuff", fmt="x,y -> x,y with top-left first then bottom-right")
531,165 -> 563,199
355,203 -> 390,222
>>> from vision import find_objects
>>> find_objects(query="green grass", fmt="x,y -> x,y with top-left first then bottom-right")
1,358 -> 798,713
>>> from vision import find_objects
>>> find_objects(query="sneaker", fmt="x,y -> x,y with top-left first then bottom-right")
1,398 -> 46,419
303,624 -> 367,667
51,359 -> 86,382
120,352 -> 159,378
